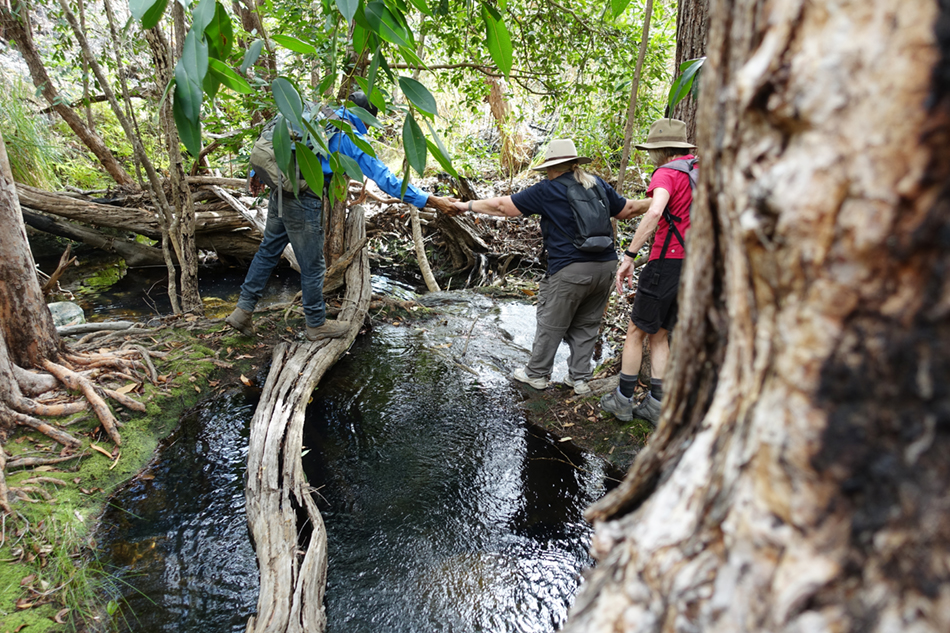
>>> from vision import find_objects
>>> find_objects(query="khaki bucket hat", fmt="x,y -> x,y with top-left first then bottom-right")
532,138 -> 592,171
634,118 -> 696,150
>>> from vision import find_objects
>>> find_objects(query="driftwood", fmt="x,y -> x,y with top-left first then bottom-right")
22,208 -> 166,266
56,321 -> 135,336
244,204 -> 372,633
209,185 -> 300,271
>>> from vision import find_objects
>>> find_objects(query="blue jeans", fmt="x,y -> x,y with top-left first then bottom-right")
237,190 -> 328,328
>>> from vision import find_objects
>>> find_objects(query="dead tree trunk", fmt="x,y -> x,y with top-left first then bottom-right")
245,204 -> 371,633
564,1 -> 950,632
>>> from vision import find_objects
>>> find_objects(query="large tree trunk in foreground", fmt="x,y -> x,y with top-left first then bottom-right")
245,205 -> 371,633
565,1 -> 950,632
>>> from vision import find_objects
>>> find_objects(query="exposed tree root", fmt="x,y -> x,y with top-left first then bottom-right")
6,408 -> 81,447
0,445 -> 11,515
5,453 -> 81,470
40,360 -> 123,446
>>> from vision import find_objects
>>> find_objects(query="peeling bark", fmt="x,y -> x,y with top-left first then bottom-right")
565,1 -> 950,632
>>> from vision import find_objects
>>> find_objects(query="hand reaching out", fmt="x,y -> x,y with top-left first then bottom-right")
426,195 -> 462,216
616,257 -> 635,296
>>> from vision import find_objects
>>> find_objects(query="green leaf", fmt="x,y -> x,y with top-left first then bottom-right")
335,0 -> 360,23
402,112 -> 427,176
192,0 -> 216,34
399,169 -> 410,199
271,34 -> 318,55
316,73 -> 336,96
208,58 -> 254,93
272,115 -> 293,189
205,3 -> 234,60
398,77 -> 437,117
424,118 -> 457,178
130,0 -> 168,29
610,0 -> 632,18
667,57 -> 705,115
337,153 -> 364,182
173,93 -> 202,157
295,142 -> 325,195
176,29 -> 208,123
354,76 -> 387,113
406,0 -> 432,17
350,133 -> 377,158
330,171 -> 348,205
202,74 -> 220,102
366,46 -> 380,101
352,23 -> 369,55
481,2 -> 502,21
302,119 -> 330,156
346,104 -> 382,128
240,39 -> 264,75
272,77 -> 303,129
364,1 -> 413,49
481,5 -> 512,76
425,138 -> 458,178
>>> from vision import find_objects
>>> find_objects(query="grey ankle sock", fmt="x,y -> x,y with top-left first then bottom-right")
619,373 -> 638,398
651,378 -> 664,401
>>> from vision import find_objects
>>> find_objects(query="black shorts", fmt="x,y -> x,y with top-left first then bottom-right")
629,259 -> 683,334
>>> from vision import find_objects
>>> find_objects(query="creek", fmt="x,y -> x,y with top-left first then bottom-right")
51,252 -> 622,632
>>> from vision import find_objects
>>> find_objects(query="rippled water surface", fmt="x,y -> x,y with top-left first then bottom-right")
99,295 -> 619,632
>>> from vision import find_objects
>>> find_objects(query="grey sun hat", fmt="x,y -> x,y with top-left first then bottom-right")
634,118 -> 696,150
532,139 -> 592,171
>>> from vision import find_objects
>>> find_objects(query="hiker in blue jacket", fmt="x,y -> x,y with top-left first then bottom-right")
227,92 -> 456,341
445,138 -> 650,395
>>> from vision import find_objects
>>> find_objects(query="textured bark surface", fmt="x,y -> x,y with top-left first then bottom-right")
671,0 -> 708,139
564,1 -> 950,631
245,205 -> 371,633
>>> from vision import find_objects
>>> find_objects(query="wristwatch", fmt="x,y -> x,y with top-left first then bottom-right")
468,200 -> 473,212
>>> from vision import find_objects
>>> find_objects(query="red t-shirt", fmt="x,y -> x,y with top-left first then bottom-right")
646,155 -> 695,261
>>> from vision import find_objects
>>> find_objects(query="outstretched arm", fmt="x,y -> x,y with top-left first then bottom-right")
448,196 -> 522,218
616,197 -> 651,220
616,188 -> 670,294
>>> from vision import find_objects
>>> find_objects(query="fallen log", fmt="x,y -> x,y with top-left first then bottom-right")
22,208 -> 166,266
245,204 -> 371,633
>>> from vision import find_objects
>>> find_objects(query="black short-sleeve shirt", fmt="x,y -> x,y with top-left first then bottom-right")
510,176 -> 626,276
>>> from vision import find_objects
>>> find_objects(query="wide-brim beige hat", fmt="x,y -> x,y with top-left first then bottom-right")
532,138 -> 592,171
635,118 -> 696,150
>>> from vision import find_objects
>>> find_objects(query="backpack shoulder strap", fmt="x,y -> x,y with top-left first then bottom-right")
652,158 -> 696,259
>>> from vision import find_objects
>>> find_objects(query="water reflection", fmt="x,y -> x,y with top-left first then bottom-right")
97,308 -> 619,633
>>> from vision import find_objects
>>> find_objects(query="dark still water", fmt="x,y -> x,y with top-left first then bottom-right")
99,319 -> 619,633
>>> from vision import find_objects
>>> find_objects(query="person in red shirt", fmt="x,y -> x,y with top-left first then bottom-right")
601,118 -> 696,425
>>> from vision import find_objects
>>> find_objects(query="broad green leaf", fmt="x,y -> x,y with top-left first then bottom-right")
302,119 -> 330,156
667,57 -> 705,115
402,112 -> 427,176
610,0 -> 632,18
352,23 -> 369,55
398,77 -> 437,116
272,115 -> 294,190
346,104 -> 382,128
205,3 -> 234,60
397,44 -> 427,70
337,153 -> 364,182
191,0 -> 216,34
316,73 -> 335,96
130,0 -> 168,29
350,133 -> 377,158
335,0 -> 360,23
176,29 -> 208,123
202,74 -> 220,102
481,2 -> 502,21
272,77 -> 303,129
354,76 -> 387,113
425,138 -> 458,179
406,0 -> 432,17
424,119 -> 458,178
482,5 -> 512,77
271,34 -> 318,55
173,93 -> 202,157
208,58 -> 254,93
366,47 -> 380,101
240,39 -> 264,74
330,171 -> 348,205
295,142 -> 325,195
364,1 -> 413,49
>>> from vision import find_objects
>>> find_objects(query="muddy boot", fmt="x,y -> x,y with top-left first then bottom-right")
632,394 -> 662,427
305,319 -> 350,341
600,388 -> 634,421
225,307 -> 255,336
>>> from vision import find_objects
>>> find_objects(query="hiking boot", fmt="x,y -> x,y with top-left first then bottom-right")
632,394 -> 662,427
512,367 -> 549,390
564,376 -> 592,396
600,388 -> 634,422
305,319 -> 350,341
225,307 -> 255,336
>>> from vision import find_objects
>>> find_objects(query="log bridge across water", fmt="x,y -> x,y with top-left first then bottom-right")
243,205 -> 371,633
